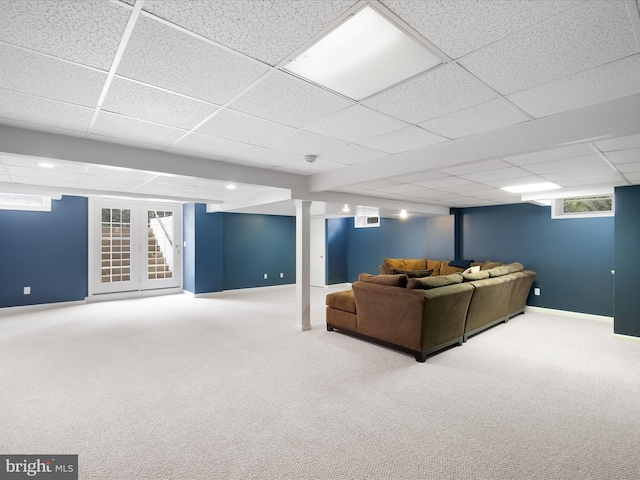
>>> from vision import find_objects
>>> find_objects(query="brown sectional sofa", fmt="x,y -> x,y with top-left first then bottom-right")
326,258 -> 536,362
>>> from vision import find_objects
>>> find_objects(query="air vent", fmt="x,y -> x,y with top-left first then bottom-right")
354,216 -> 380,228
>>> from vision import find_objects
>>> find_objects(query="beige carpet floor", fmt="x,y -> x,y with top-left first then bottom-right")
1,285 -> 639,479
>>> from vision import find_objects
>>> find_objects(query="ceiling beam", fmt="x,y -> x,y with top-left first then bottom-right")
308,94 -> 640,192
0,125 -> 309,191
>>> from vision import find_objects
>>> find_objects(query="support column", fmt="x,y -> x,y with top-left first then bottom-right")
295,200 -> 312,331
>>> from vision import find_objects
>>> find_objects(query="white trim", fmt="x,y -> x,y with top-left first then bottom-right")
86,287 -> 183,303
0,300 -> 86,315
612,333 -> 640,345
525,306 -> 613,323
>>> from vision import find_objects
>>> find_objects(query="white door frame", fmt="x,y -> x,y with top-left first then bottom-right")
88,198 -> 183,301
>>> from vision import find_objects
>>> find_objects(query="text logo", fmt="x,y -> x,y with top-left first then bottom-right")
0,456 -> 77,480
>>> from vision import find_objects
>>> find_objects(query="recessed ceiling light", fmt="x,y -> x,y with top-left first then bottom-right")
226,184 -> 237,190
501,182 -> 561,193
341,204 -> 350,213
37,161 -> 58,169
399,209 -> 408,219
283,5 -> 442,100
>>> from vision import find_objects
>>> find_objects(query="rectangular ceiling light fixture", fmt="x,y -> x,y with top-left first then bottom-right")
283,5 -> 443,101
501,182 -> 561,194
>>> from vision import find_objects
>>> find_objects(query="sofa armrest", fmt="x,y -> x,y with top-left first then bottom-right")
421,283 -> 474,350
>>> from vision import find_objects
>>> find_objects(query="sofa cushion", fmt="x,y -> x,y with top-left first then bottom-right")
426,259 -> 442,276
439,262 -> 466,275
358,273 -> 408,288
486,265 -> 510,277
392,268 -> 434,278
383,258 -> 426,273
461,270 -> 490,281
326,289 -> 356,313
505,262 -> 524,273
407,273 -> 463,290
481,260 -> 503,270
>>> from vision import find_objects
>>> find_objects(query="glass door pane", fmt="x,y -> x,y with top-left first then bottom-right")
141,205 -> 180,290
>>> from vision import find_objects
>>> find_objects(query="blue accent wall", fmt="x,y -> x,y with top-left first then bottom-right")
461,202 -> 614,316
0,195 -> 88,307
346,217 -> 428,281
326,218 -> 348,284
182,204 -> 223,294
614,185 -> 640,336
222,213 -> 295,290
425,214 -> 455,260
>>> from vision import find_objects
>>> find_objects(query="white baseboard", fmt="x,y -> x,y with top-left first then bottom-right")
0,299 -> 86,315
611,333 -> 640,345
87,287 -> 183,303
525,306 -> 613,323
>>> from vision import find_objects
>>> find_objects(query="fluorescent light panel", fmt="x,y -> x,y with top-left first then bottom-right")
284,6 -> 442,100
501,182 -> 561,193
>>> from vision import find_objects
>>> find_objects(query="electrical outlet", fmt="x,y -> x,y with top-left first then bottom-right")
263,273 -> 268,280
23,286 -> 31,295
280,273 -> 284,278
534,288 -> 540,296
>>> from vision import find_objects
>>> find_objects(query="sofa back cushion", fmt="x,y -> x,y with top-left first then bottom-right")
505,262 -> 524,273
426,260 -> 443,276
392,268 -> 434,278
358,273 -> 408,288
383,258 -> 427,273
439,261 -> 466,275
407,273 -> 463,290
481,260 -> 503,270
486,265 -> 511,277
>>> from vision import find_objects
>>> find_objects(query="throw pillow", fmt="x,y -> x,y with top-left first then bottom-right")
462,265 -> 481,274
358,273 -> 408,288
461,271 -> 490,281
392,268 -> 434,278
481,260 -> 503,270
407,273 -> 463,290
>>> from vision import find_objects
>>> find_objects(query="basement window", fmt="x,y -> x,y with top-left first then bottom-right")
551,194 -> 614,219
0,193 -> 52,212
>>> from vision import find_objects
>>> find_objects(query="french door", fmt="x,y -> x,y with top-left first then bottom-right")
89,199 -> 181,296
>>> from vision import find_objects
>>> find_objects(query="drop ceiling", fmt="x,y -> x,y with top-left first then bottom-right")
1,0 -> 640,217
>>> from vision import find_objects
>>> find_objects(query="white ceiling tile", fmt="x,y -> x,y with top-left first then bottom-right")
76,179 -> 147,192
460,166 -> 532,182
0,155 -> 86,174
350,179 -> 401,190
92,111 -> 187,147
117,15 -> 270,105
11,176 -> 79,188
413,176 -> 471,189
435,182 -> 497,194
87,133 -> 167,152
542,166 -> 619,181
83,165 -> 157,182
508,54 -> 640,118
4,165 -> 81,182
0,174 -> 10,182
358,126 -> 447,154
197,109 -> 294,146
230,72 -> 353,128
102,77 -> 219,130
303,105 -> 408,143
141,1 -> 356,66
319,144 -> 387,165
481,175 -> 549,189
233,146 -> 302,167
0,118 -> 87,139
603,148 -> 640,165
550,174 -> 627,187
459,1 -> 639,95
0,43 -> 106,108
264,131 -> 347,156
362,63 -> 498,124
0,0 -> 129,70
594,133 -> 640,152
274,159 -> 344,175
391,171 -> 450,184
439,159 -> 513,176
420,99 -> 529,139
623,172 -> 640,182
171,132 -> 254,158
505,144 -> 596,165
374,184 -> 427,194
0,89 -> 93,132
381,0 -> 583,59
616,162 -> 640,174
522,154 -> 608,174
